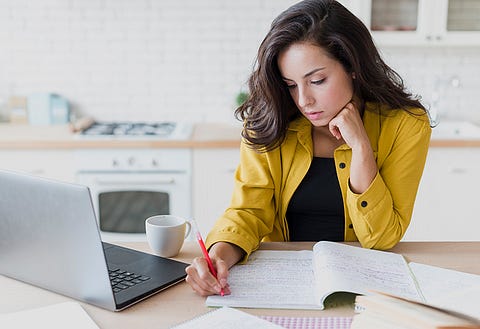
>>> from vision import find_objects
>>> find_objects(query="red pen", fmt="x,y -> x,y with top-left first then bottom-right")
191,219 -> 225,296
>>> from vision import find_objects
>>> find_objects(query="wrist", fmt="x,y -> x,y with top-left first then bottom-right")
351,138 -> 373,156
209,242 -> 244,268
349,141 -> 377,194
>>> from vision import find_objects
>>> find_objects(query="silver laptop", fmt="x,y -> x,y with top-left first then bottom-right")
0,169 -> 188,311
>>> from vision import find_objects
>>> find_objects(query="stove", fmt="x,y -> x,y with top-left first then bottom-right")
79,121 -> 192,140
75,121 -> 193,242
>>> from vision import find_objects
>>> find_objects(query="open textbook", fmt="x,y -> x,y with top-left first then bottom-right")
407,262 -> 480,321
351,292 -> 480,329
206,241 -> 480,317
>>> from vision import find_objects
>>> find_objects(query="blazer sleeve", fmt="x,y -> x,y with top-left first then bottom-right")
205,141 -> 277,257
346,112 -> 432,249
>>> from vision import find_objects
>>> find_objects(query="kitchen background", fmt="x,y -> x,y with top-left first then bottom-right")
0,0 -> 479,125
1,0 -> 479,241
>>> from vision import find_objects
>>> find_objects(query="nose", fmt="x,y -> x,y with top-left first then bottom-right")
297,86 -> 314,109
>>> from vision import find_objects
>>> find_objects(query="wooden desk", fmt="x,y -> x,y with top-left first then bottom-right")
1,241 -> 479,328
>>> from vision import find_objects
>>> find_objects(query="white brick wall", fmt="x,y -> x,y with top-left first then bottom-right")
0,0 -> 479,124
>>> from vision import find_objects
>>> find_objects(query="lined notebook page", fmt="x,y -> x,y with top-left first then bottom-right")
206,250 -> 319,309
170,307 -> 284,329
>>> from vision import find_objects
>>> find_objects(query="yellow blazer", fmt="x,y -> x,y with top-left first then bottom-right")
206,103 -> 432,255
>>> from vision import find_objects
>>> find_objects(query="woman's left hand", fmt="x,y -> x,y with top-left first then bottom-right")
328,102 -> 370,149
329,102 -> 377,194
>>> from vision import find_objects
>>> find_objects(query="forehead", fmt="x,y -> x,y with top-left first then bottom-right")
277,42 -> 337,77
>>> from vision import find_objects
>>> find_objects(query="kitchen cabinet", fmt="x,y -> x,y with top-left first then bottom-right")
0,150 -> 75,182
404,147 -> 480,241
340,0 -> 480,46
192,148 -> 239,236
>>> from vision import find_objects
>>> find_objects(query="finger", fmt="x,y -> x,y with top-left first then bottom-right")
344,101 -> 354,110
186,266 -> 217,296
195,258 -> 224,294
185,272 -> 213,296
214,259 -> 229,289
186,258 -> 218,290
220,283 -> 231,295
187,257 -> 222,294
328,121 -> 342,140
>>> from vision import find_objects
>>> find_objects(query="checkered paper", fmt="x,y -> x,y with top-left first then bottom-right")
260,316 -> 353,329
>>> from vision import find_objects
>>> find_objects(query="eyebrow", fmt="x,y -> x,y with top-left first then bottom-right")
281,67 -> 326,81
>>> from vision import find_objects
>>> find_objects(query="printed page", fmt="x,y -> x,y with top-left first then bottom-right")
409,262 -> 480,321
172,307 -> 284,329
312,242 -> 423,307
206,250 -> 321,309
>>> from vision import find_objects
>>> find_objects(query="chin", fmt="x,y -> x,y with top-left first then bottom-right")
309,119 -> 330,128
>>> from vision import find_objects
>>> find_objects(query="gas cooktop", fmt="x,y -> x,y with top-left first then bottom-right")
78,121 -> 192,140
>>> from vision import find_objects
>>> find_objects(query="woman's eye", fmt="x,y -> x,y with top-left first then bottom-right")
312,79 -> 325,85
286,84 -> 297,89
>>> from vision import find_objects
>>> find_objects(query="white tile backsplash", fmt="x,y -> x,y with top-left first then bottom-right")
0,0 -> 479,124
382,47 -> 480,123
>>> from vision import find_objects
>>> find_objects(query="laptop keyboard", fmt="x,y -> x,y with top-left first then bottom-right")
109,268 -> 151,293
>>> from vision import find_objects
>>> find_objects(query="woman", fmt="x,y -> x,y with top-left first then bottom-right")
186,0 -> 431,296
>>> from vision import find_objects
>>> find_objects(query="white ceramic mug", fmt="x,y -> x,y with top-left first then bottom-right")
145,215 -> 191,258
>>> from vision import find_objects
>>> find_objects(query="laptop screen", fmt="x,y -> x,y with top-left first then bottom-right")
0,170 -> 188,311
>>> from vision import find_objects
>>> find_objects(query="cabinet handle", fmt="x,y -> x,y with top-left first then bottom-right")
449,168 -> 467,174
95,178 -> 175,185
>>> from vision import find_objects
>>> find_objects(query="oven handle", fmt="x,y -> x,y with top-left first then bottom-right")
94,178 -> 175,185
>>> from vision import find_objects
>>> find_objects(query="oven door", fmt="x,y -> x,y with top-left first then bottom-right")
76,172 -> 191,241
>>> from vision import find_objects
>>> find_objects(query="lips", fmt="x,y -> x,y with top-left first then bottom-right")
304,111 -> 323,121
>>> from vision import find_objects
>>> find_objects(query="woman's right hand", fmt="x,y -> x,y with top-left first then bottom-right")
185,242 -> 244,296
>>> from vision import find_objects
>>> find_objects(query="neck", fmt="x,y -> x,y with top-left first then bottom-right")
311,127 -> 345,158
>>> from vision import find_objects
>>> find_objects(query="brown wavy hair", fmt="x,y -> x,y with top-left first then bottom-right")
235,0 -> 426,151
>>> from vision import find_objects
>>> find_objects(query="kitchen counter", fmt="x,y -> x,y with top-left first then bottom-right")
0,122 -> 479,149
0,123 -> 242,149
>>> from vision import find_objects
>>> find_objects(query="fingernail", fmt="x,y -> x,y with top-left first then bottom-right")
219,278 -> 227,287
214,284 -> 221,292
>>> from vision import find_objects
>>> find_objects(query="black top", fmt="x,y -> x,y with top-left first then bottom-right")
286,157 -> 345,241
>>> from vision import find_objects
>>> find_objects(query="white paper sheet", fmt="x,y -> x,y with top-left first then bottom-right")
409,262 -> 480,320
0,302 -> 99,329
172,307 -> 284,328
